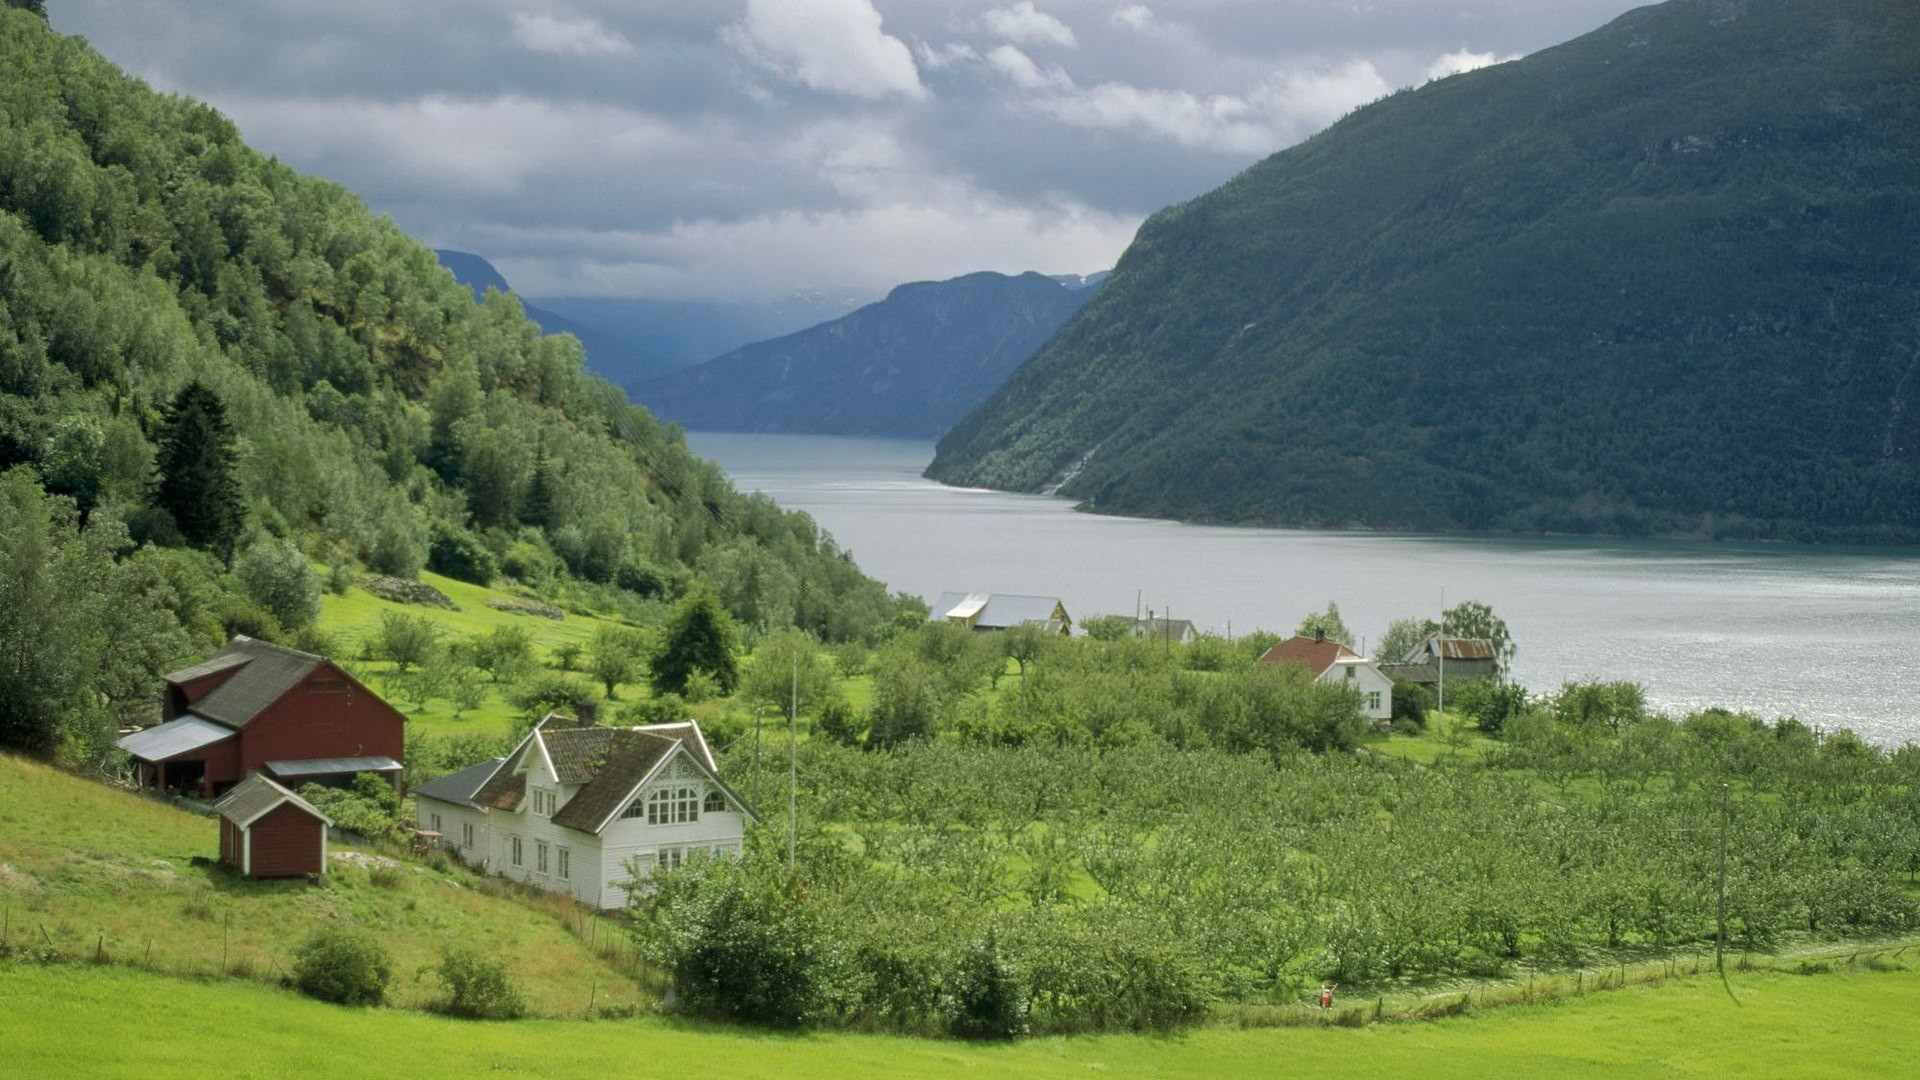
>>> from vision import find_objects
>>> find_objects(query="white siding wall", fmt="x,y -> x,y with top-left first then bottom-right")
1322,662 -> 1395,720
415,799 -> 492,869
597,765 -> 745,910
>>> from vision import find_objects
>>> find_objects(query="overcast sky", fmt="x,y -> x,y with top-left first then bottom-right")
53,0 -> 1634,300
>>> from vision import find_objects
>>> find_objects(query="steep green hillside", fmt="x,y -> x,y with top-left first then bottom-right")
930,0 -> 1920,543
634,272 -> 1099,439
0,9 -> 916,762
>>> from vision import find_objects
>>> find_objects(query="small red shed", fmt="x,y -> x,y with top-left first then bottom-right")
213,774 -> 332,878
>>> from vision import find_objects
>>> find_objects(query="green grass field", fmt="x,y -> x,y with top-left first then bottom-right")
0,755 -> 646,1014
6,959 -> 1914,1079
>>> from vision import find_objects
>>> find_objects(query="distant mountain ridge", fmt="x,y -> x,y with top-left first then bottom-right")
433,251 -> 680,385
631,270 -> 1103,439
929,0 -> 1920,544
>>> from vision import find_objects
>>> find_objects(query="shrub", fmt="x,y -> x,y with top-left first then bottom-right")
1389,683 -> 1429,732
324,557 -> 356,596
364,515 -> 427,579
552,642 -> 582,671
1079,615 -> 1133,642
291,926 -> 392,1006
948,932 -> 1026,1039
372,611 -> 442,673
436,946 -> 527,1019
1453,679 -> 1529,735
615,557 -> 669,598
428,522 -> 498,586
683,669 -> 719,704
233,538 -> 322,630
217,593 -> 286,643
816,701 -> 863,747
507,672 -> 597,726
637,860 -> 831,1027
619,693 -> 687,727
470,625 -> 534,683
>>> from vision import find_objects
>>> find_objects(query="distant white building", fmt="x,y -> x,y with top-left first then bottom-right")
412,716 -> 754,911
932,592 -> 1072,635
1130,616 -> 1199,645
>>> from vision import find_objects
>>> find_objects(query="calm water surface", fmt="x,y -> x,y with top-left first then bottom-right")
690,432 -> 1920,745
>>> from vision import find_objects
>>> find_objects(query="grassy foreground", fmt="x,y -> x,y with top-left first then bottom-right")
0,755 -> 642,1014
5,961 -> 1915,1079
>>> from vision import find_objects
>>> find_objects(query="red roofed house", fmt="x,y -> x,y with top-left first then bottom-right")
117,636 -> 406,799
1259,632 -> 1394,721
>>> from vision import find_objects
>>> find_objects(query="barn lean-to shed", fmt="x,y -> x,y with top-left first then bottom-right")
213,774 -> 332,878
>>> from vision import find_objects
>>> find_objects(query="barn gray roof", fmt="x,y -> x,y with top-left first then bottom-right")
116,715 -> 235,762
167,637 -> 326,729
932,593 -> 1068,629
412,757 -> 506,811
213,773 -> 332,828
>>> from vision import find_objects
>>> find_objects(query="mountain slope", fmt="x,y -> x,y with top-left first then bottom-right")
633,271 -> 1099,439
538,292 -> 868,375
929,0 -> 1920,543
0,9 -> 905,651
433,250 -> 683,385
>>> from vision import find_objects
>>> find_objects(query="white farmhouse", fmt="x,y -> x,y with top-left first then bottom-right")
1257,633 -> 1395,722
412,717 -> 755,910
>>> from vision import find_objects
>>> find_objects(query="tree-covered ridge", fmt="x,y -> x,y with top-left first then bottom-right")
0,10 -> 908,646
633,271 -> 1099,440
930,0 -> 1920,543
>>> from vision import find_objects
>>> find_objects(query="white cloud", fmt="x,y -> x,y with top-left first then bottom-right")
727,0 -> 926,101
916,41 -> 981,69
1425,48 -> 1521,82
1111,5 -> 1156,31
478,191 -> 1137,299
509,11 -> 634,57
987,44 -> 1075,92
1032,60 -> 1389,154
983,2 -> 1077,49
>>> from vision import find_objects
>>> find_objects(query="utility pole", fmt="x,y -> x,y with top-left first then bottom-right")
788,652 -> 798,873
1716,783 -> 1730,974
1437,586 -> 1447,718
753,707 -> 763,809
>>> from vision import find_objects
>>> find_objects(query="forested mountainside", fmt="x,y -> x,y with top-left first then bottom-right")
930,0 -> 1920,543
0,10 -> 911,756
434,250 -> 680,386
633,271 -> 1099,439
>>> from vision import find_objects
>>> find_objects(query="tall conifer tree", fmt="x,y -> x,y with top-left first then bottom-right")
152,382 -> 244,565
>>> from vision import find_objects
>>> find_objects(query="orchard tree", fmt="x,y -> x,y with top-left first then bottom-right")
1294,601 -> 1353,646
741,628 -> 839,719
650,588 -> 740,697
588,626 -> 647,700
1376,617 -> 1438,665
152,382 -> 245,565
234,538 -> 322,631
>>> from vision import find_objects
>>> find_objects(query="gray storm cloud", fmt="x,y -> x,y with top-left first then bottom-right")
51,0 -> 1632,299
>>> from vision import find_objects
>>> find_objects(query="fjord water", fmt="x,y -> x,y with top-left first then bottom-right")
690,433 -> 1920,746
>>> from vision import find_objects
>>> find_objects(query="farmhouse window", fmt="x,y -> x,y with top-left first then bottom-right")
431,813 -> 442,833
647,786 -> 700,825
655,847 -> 684,872
462,823 -> 474,848
511,836 -> 523,867
536,841 -> 549,875
558,847 -> 570,880
703,790 -> 727,814
1366,692 -> 1382,710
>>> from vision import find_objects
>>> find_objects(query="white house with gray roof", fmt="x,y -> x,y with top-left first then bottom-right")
412,716 -> 754,910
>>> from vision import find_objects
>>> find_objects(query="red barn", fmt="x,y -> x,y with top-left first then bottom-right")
118,636 -> 406,799
214,774 -> 331,878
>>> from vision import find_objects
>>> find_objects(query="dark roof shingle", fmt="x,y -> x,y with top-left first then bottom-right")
550,729 -> 679,832
413,757 -> 507,810
472,740 -> 531,811
180,637 -> 325,729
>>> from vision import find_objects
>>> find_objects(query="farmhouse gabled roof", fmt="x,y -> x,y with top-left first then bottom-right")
164,636 -> 327,729
549,729 -> 682,832
412,757 -> 507,811
1416,637 -> 1497,662
213,773 -> 332,829
472,738 -> 531,811
1258,635 -> 1360,678
932,592 -> 1068,629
